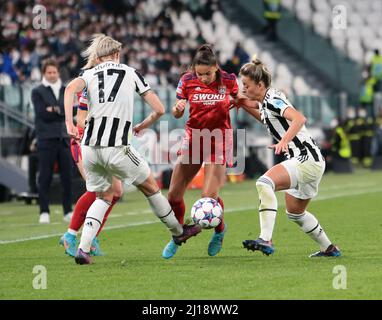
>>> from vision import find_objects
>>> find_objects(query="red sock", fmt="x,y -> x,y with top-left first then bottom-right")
169,199 -> 185,225
97,196 -> 120,236
215,197 -> 225,233
69,191 -> 96,231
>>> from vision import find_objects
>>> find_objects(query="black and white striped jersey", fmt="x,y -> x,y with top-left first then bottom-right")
260,88 -> 323,162
79,61 -> 150,147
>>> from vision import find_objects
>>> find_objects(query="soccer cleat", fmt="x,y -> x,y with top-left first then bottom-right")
172,224 -> 202,246
74,248 -> 92,265
162,239 -> 179,259
208,225 -> 227,256
90,237 -> 104,256
59,232 -> 77,257
309,244 -> 341,258
243,238 -> 275,256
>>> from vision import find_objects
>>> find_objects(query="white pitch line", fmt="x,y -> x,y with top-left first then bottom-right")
0,220 -> 160,244
1,187 -> 381,245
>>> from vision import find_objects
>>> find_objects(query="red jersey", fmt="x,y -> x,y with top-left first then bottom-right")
176,70 -> 239,131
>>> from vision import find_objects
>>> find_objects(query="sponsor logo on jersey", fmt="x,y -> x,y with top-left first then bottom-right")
191,93 -> 226,102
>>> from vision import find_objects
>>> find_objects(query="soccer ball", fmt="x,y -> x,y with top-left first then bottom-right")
191,197 -> 223,229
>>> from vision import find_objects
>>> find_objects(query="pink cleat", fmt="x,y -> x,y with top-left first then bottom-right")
74,248 -> 92,265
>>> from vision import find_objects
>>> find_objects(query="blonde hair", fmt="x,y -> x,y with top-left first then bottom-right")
81,33 -> 122,68
239,55 -> 272,88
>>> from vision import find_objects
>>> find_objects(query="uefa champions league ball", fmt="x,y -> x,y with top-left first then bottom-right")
191,197 -> 223,229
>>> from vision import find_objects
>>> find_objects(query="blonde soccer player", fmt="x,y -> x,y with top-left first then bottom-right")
237,58 -> 341,257
64,34 -> 201,264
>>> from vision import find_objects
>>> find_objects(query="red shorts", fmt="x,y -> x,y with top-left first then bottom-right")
70,127 -> 84,163
70,138 -> 82,163
178,128 -> 233,165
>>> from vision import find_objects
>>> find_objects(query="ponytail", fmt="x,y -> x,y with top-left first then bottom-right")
239,56 -> 272,88
191,43 -> 218,69
81,33 -> 122,67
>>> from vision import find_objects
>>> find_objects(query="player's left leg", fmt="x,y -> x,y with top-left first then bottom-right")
91,178 -> 123,256
203,163 -> 227,256
162,162 -> 202,259
285,194 -> 341,257
75,184 -> 114,265
242,163 -> 290,255
136,173 -> 201,245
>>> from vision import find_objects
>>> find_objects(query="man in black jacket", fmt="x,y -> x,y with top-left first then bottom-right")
31,58 -> 73,223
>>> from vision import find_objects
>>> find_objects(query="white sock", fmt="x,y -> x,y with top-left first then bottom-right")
67,229 -> 77,236
147,191 -> 183,236
79,199 -> 110,252
287,210 -> 332,251
256,176 -> 277,241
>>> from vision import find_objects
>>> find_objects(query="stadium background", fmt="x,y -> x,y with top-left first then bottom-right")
0,0 -> 382,301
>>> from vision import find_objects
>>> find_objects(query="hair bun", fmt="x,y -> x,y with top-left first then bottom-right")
198,44 -> 214,53
251,53 -> 262,65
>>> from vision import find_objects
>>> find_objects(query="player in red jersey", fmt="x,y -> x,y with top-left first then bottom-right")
59,83 -> 122,257
162,44 -> 239,259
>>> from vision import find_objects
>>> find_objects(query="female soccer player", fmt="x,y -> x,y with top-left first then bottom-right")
60,42 -> 123,257
238,58 -> 341,257
162,44 -> 239,259
59,90 -> 122,257
64,34 -> 201,264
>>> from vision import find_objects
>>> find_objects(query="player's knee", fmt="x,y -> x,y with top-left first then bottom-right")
96,186 -> 114,203
256,175 -> 277,209
112,181 -> 123,198
97,193 -> 113,204
167,190 -> 182,203
286,210 -> 305,223
256,175 -> 275,192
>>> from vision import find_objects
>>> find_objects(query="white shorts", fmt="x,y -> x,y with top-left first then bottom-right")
281,157 -> 326,200
82,145 -> 150,192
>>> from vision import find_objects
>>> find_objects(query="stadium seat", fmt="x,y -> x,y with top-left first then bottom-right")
290,0 -> 382,63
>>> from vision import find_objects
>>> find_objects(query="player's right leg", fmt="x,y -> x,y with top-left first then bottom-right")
91,178 -> 123,256
202,163 -> 227,256
243,163 -> 290,255
60,151 -> 97,256
136,172 -> 202,248
74,146 -> 114,265
285,194 -> 341,258
161,162 -> 202,259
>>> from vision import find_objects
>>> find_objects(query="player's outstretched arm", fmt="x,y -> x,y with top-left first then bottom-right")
133,90 -> 165,134
64,78 -> 86,139
234,94 -> 262,122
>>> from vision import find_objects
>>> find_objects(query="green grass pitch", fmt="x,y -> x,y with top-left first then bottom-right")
0,170 -> 381,299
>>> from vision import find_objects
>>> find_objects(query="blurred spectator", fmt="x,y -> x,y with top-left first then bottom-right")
329,118 -> 353,173
234,42 -> 250,65
344,107 -> 362,166
359,75 -> 376,116
31,58 -> 73,224
359,108 -> 375,168
0,49 -> 18,84
222,53 -> 241,75
331,119 -> 351,161
263,0 -> 281,41
370,49 -> 382,92
0,0 -> 231,87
